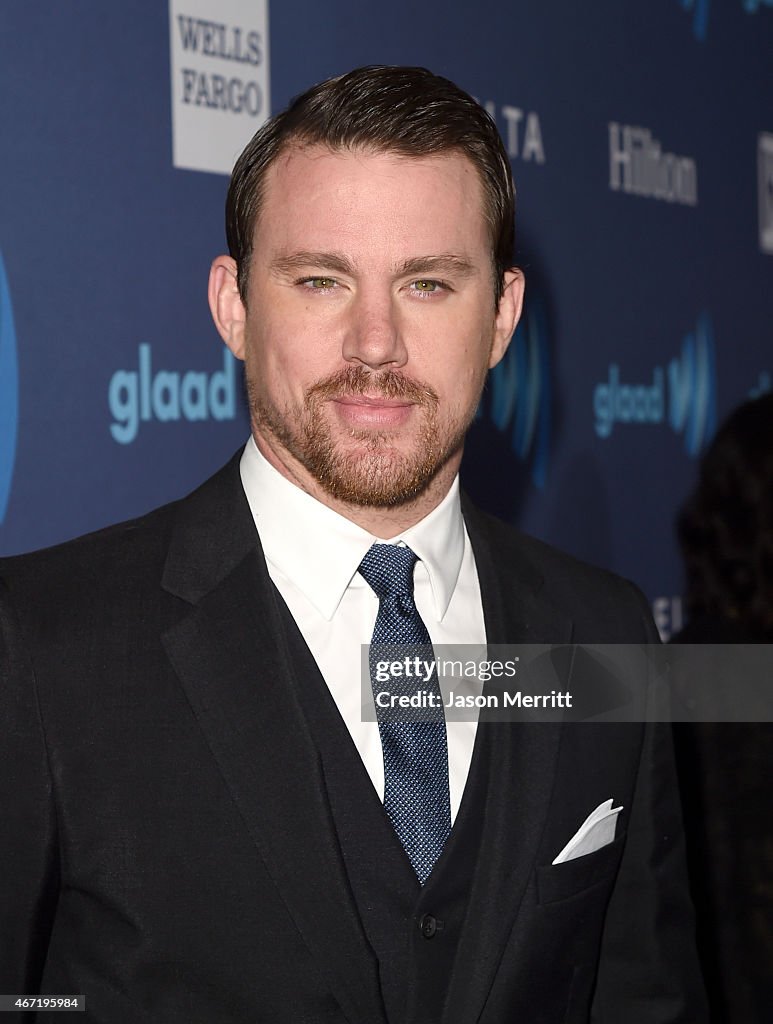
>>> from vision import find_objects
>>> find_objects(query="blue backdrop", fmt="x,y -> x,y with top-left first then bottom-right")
1,1 -> 771,639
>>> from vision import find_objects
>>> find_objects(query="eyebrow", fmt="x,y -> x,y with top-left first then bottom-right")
269,251 -> 479,279
270,251 -> 355,276
398,255 -> 477,279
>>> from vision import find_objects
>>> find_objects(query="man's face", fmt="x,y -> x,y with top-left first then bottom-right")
217,144 -> 522,509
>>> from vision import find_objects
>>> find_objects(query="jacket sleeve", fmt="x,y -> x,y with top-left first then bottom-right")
0,577 -> 60,1003
591,585 -> 708,1022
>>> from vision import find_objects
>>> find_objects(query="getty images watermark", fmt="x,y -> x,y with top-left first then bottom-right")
360,644 -> 773,723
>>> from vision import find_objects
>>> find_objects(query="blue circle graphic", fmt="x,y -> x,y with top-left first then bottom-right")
484,297 -> 551,489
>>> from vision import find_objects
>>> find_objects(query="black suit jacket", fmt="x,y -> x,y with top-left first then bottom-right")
0,453 -> 706,1022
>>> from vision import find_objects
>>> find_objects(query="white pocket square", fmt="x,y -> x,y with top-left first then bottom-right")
552,798 -> 623,865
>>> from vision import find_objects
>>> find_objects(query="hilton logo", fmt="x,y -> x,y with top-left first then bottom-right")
609,123 -> 697,206
0,249 -> 19,525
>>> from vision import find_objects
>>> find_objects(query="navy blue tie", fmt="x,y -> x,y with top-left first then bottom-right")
359,543 -> 452,885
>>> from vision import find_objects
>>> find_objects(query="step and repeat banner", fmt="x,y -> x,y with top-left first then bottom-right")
1,1 -> 771,636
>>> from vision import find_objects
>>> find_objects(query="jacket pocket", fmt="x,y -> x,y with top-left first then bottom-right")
536,829 -> 626,905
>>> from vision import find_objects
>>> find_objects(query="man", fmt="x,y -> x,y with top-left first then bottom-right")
1,66 -> 706,1022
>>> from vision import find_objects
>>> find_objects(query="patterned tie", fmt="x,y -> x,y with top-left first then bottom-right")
359,543 -> 452,885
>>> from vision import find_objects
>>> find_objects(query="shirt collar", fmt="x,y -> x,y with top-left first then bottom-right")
239,437 -> 465,622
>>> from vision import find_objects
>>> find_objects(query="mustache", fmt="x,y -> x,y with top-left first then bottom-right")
306,366 -> 439,406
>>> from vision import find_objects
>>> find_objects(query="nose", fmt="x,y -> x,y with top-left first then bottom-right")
341,288 -> 408,371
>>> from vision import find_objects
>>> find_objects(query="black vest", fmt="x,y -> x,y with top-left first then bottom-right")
274,597 -> 492,1024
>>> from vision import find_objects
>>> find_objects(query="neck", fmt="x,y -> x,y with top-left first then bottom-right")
252,432 -> 461,539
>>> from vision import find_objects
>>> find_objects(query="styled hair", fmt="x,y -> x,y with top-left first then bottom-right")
225,65 -> 515,303
677,394 -> 773,635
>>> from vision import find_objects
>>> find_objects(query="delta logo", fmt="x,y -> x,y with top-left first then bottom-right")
593,312 -> 717,457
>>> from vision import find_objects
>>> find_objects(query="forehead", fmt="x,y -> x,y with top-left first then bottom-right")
255,144 -> 490,260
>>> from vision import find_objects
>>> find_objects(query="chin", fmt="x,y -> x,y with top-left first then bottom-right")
311,446 -> 449,509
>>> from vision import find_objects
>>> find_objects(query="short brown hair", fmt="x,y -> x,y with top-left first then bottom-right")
225,65 -> 515,303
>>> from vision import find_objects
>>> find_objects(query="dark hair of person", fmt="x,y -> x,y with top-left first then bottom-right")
225,65 -> 515,305
677,393 -> 773,635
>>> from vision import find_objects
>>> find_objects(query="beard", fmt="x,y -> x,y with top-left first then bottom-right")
246,364 -> 475,508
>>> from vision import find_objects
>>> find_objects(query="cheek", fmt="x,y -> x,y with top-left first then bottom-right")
438,333 -> 493,392
246,320 -> 329,394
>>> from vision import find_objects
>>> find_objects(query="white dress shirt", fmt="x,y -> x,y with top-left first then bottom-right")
239,437 -> 487,822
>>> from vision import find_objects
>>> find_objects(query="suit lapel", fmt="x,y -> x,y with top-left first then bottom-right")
461,495 -> 572,646
160,456 -> 387,1024
442,499 -> 572,1024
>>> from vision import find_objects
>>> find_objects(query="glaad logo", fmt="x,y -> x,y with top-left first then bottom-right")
668,313 -> 717,455
594,366 -> 665,438
593,312 -> 717,457
759,133 -> 773,254
108,345 -> 237,444
609,123 -> 697,206
478,299 -> 551,488
0,250 -> 19,525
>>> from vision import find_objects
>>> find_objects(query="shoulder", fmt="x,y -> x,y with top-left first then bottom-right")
0,500 -> 179,632
0,451 -> 244,628
462,496 -> 657,642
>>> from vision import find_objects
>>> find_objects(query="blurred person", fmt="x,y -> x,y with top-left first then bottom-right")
672,393 -> 773,1023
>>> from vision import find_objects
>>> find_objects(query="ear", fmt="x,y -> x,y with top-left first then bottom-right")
208,255 -> 247,360
489,268 -> 525,369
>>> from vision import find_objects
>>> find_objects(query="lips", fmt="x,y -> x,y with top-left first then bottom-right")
331,394 -> 415,427
305,367 -> 439,434
334,394 -> 414,408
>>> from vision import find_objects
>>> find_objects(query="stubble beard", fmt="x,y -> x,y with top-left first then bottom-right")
247,365 -> 475,508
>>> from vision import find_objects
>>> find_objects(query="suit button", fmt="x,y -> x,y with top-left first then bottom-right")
419,914 -> 437,939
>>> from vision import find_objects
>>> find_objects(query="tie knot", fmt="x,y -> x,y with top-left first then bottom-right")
359,543 -> 419,600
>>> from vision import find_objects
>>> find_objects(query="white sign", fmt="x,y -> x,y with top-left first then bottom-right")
169,0 -> 270,175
